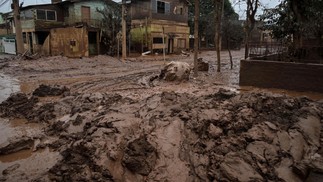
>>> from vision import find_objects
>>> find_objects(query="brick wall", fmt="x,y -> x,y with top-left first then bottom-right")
239,60 -> 323,93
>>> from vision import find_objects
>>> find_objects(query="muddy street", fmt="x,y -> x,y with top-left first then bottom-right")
0,50 -> 323,181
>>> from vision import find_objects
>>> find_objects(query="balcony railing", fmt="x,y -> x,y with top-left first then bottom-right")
66,18 -> 102,28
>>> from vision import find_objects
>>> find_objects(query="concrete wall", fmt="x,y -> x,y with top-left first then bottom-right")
239,60 -> 323,93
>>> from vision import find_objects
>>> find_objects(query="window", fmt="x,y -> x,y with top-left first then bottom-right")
47,11 -> 56,21
37,10 -> 46,20
157,1 -> 165,14
175,6 -> 184,15
155,1 -> 170,14
153,37 -> 163,44
36,9 -> 57,21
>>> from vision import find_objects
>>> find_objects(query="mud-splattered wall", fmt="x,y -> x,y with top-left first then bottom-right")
239,60 -> 323,92
49,27 -> 88,58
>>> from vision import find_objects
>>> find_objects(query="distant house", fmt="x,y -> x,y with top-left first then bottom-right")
129,0 -> 190,54
0,13 -> 11,35
7,0 -> 116,57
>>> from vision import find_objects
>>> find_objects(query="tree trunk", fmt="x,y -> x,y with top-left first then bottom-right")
122,0 -> 127,61
244,0 -> 259,59
193,0 -> 199,77
215,0 -> 223,72
244,32 -> 249,59
291,0 -> 303,49
13,0 -> 24,54
227,38 -> 233,69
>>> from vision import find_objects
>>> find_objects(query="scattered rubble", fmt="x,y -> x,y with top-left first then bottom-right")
197,57 -> 209,71
122,137 -> 157,175
32,84 -> 70,97
181,50 -> 190,57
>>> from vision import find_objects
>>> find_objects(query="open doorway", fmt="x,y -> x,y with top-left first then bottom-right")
88,31 -> 98,55
168,38 -> 173,54
28,33 -> 33,54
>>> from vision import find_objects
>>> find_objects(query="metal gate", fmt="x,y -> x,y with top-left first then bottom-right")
2,38 -> 16,55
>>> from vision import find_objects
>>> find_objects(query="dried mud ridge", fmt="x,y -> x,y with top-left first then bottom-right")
1,85 -> 323,181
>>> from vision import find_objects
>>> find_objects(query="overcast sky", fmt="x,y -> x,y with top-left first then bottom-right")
0,0 -> 280,19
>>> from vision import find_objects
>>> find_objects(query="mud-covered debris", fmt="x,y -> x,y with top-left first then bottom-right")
33,84 -> 69,97
138,74 -> 159,87
31,103 -> 56,122
159,61 -> 191,81
208,123 -> 223,138
49,143 -> 113,181
181,50 -> 190,57
197,58 -> 209,71
295,116 -> 321,147
220,153 -> 263,181
123,137 -> 157,176
0,92 -> 38,119
2,164 -> 20,176
209,88 -> 236,100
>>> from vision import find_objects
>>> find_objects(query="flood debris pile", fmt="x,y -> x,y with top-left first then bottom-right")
197,58 -> 209,71
0,85 -> 66,122
32,84 -> 70,97
159,61 -> 191,81
181,90 -> 323,181
0,93 -> 38,119
0,86 -> 323,181
122,137 -> 157,176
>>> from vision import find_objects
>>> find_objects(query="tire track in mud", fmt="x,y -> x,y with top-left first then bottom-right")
70,69 -> 159,93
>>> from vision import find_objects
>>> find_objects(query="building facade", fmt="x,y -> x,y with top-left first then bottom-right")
5,0 -> 112,57
130,0 -> 190,54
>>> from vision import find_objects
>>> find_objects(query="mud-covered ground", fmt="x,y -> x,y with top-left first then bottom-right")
0,50 -> 323,181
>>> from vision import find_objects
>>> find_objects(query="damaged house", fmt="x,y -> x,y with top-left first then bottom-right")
129,0 -> 190,54
9,0 -> 116,57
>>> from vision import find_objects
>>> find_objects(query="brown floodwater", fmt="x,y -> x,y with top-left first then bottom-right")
0,118 -> 43,163
0,148 -> 33,163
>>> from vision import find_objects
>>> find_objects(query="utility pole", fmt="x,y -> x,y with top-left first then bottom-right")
13,0 -> 24,54
193,0 -> 199,77
121,0 -> 127,61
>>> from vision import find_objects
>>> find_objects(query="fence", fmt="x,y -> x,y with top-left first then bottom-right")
248,42 -> 323,64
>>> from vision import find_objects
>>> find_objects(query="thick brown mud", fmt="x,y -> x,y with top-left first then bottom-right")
1,51 -> 323,181
0,85 -> 322,181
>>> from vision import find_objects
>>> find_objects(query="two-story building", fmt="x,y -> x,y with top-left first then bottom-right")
129,0 -> 190,54
8,0 -> 114,57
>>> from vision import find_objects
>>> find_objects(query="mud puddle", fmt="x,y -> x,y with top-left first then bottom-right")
0,148 -> 33,163
0,148 -> 60,181
0,117 -> 58,181
0,118 -> 42,145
